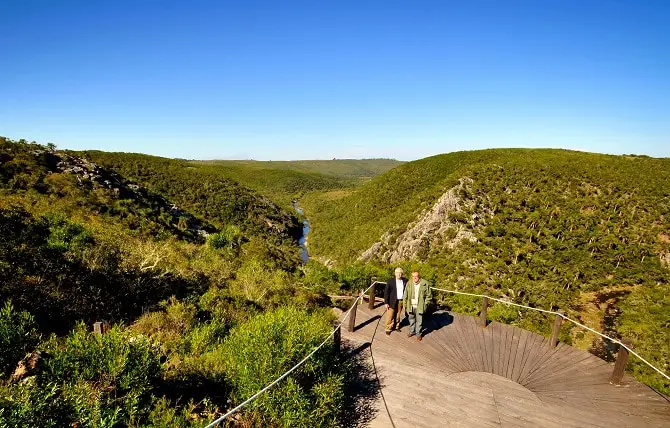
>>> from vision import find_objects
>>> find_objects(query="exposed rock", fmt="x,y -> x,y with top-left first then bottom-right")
11,351 -> 42,383
661,251 -> 670,268
50,153 -> 217,242
359,177 -> 487,262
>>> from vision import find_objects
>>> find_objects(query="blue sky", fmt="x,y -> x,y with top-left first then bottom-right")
1,0 -> 668,160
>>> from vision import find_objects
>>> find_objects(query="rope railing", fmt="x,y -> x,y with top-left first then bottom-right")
205,281 -> 668,426
430,286 -> 670,382
205,282 -> 377,428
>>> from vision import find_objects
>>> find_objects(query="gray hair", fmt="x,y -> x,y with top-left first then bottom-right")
394,267 -> 404,274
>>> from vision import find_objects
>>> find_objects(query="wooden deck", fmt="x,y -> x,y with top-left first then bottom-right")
341,303 -> 670,428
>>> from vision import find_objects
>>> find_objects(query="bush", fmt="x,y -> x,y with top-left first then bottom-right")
41,324 -> 162,426
0,301 -> 40,377
213,306 -> 342,427
0,379 -> 71,428
207,225 -> 243,251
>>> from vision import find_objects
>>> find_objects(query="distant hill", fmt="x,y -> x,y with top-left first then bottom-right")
198,158 -> 404,178
193,158 -> 404,209
302,148 -> 670,393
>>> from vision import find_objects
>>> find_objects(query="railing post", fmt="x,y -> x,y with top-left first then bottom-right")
479,297 -> 488,328
93,322 -> 103,335
368,277 -> 377,309
348,292 -> 359,332
550,313 -> 563,347
333,324 -> 341,353
610,338 -> 632,385
358,289 -> 364,305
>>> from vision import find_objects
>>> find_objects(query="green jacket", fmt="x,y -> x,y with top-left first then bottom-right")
403,279 -> 433,315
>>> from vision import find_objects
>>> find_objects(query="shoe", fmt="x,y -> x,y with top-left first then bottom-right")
407,332 -> 415,338
385,330 -> 391,336
417,336 -> 422,342
395,327 -> 401,332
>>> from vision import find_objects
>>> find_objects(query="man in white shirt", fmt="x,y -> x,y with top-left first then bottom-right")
384,267 -> 407,335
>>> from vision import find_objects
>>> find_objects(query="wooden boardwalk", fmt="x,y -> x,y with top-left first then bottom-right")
341,303 -> 670,428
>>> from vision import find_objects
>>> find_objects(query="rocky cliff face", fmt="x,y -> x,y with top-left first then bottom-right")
359,178 -> 488,262
53,152 -> 216,241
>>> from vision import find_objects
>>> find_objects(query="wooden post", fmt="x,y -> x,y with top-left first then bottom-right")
479,297 -> 488,328
348,293 -> 359,332
550,313 -> 563,347
93,322 -> 103,335
368,277 -> 377,309
333,324 -> 341,353
610,338 -> 632,385
358,289 -> 364,305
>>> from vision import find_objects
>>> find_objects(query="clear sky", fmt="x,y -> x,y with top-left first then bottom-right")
1,0 -> 668,160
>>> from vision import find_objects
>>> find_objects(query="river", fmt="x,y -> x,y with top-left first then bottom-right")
293,201 -> 310,263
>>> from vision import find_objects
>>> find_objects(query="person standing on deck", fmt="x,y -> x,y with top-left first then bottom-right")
384,267 -> 408,335
403,271 -> 433,342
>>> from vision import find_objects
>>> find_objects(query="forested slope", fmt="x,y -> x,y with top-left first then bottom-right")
189,158 -> 403,209
0,137 -> 355,426
303,148 -> 670,394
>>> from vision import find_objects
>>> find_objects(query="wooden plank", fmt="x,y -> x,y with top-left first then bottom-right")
497,321 -> 511,378
342,310 -> 670,428
511,327 -> 531,382
451,315 -> 479,371
478,315 -> 491,373
517,332 -> 547,384
466,315 -> 487,372
505,326 -> 521,380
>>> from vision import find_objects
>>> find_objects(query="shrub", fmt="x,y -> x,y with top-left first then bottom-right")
0,301 -> 40,377
212,306 -> 342,427
0,379 -> 71,428
41,324 -> 162,426
207,225 -> 243,251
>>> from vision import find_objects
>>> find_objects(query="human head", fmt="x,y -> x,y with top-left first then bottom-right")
394,267 -> 404,279
411,271 -> 420,283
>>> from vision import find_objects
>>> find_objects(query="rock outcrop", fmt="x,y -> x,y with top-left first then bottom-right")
359,178 -> 487,262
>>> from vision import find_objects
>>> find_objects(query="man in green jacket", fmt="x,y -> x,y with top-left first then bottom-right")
403,271 -> 433,342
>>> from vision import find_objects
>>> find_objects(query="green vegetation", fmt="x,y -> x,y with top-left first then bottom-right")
303,149 -> 670,394
0,302 -> 40,378
2,135 -> 668,424
198,158 -> 403,179
78,150 -> 303,245
189,161 -> 354,209
0,137 -> 365,426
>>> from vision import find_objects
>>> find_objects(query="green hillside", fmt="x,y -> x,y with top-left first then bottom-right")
78,150 -> 303,242
190,158 -> 403,209
302,148 -> 670,394
200,158 -> 404,178
0,137 -> 356,426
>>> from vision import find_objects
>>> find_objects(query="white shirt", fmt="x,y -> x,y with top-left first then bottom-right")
411,282 -> 420,307
396,278 -> 404,300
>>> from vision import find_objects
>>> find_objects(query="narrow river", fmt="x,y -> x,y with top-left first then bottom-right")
293,202 -> 310,263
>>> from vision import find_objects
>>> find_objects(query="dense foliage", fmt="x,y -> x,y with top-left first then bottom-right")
190,161 -> 355,209
0,137 -> 367,426
3,136 -> 668,424
80,150 -> 303,243
303,149 -> 670,394
199,159 -> 403,179
0,302 -> 40,378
